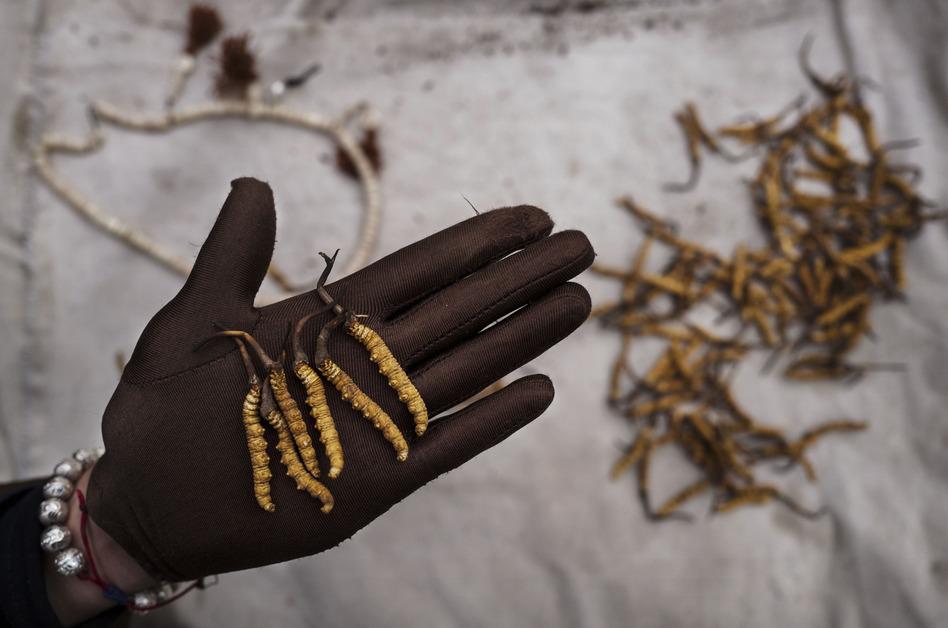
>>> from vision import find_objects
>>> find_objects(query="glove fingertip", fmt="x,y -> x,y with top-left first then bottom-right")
513,372 -> 556,412
413,374 -> 555,483
180,176 -> 276,309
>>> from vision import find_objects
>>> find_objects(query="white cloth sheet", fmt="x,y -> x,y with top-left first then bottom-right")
0,1 -> 945,626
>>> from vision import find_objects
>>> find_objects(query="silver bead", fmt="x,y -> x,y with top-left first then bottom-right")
54,547 -> 85,576
39,498 -> 68,525
155,582 -> 177,602
72,448 -> 98,469
43,477 -> 74,500
93,446 -> 105,459
53,458 -> 84,482
40,525 -> 72,553
132,590 -> 158,610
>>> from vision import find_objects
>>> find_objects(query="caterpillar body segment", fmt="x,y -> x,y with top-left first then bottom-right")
241,381 -> 275,512
269,368 -> 321,478
294,361 -> 344,478
347,320 -> 429,436
261,384 -> 334,513
231,337 -> 275,513
318,357 -> 409,461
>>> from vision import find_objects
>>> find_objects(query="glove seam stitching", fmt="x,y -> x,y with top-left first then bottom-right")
412,294 -> 577,400
384,228 -> 551,322
120,311 -> 263,386
405,246 -> 590,363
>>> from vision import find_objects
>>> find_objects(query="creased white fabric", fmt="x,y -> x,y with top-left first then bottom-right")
1,1 -> 945,626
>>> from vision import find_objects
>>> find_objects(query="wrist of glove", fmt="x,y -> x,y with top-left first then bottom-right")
88,178 -> 593,581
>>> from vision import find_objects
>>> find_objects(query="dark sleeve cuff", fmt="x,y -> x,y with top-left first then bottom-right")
0,482 -> 125,628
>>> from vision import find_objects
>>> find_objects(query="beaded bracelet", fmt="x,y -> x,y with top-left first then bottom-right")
38,448 -> 214,612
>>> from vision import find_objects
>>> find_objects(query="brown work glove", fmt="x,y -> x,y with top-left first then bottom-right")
88,178 -> 594,581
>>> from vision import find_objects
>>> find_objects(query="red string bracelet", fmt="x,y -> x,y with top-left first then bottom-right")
75,489 -> 215,613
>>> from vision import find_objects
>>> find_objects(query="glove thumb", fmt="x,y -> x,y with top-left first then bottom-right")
121,178 -> 275,384
176,177 -> 276,312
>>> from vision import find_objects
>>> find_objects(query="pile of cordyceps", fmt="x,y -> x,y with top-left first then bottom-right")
593,42 -> 945,521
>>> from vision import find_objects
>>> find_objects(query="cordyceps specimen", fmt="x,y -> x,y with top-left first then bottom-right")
196,332 -> 332,513
313,313 -> 410,462
318,250 -> 428,438
292,249 -> 428,462
594,40 -> 945,522
209,329 -> 323,480
232,337 -> 275,512
259,377 -> 334,513
292,313 -> 345,478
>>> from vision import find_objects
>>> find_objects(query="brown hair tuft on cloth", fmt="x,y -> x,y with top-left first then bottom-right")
185,5 -> 223,55
215,35 -> 258,99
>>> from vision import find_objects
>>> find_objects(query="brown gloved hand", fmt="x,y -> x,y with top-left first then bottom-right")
88,178 -> 593,581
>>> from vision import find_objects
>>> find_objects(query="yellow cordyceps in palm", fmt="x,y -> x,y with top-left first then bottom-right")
268,368 -> 321,479
234,339 -> 275,513
260,381 -> 334,513
289,248 -> 423,463
200,327 -> 333,514
212,329 -> 322,479
295,362 -> 344,476
291,314 -> 345,478
347,320 -> 428,436
318,353 -> 409,461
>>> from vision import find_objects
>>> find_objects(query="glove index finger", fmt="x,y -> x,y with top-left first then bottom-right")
343,205 -> 554,315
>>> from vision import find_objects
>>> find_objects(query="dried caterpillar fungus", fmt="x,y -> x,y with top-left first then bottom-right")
290,248 -> 421,463
347,319 -> 429,436
268,368 -> 321,479
595,41 -> 943,521
292,313 -> 345,478
318,354 -> 409,462
235,339 -> 275,513
199,328 -> 331,513
260,381 -> 334,513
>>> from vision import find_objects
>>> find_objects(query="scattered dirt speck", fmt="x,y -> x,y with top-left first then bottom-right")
12,97 -> 32,153
932,559 -> 948,590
